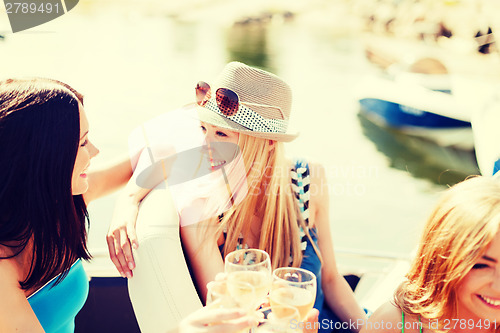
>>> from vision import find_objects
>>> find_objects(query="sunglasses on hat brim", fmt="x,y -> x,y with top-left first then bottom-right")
195,81 -> 285,120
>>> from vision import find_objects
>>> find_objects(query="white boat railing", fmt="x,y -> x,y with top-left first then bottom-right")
335,247 -> 413,262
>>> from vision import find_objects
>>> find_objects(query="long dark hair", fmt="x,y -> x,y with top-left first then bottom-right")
0,78 -> 91,291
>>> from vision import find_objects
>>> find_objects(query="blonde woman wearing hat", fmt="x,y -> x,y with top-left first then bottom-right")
108,62 -> 367,332
362,176 -> 500,333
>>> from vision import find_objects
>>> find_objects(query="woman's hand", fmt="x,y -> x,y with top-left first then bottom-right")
106,144 -> 175,278
303,308 -> 320,333
106,194 -> 140,278
178,308 -> 258,333
178,306 -> 319,333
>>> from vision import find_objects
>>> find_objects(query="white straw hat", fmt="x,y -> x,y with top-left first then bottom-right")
196,62 -> 299,142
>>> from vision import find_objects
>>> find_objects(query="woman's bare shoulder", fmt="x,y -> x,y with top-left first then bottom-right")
301,161 -> 326,190
0,256 -> 44,331
362,301 -> 402,333
362,302 -> 425,333
305,161 -> 328,202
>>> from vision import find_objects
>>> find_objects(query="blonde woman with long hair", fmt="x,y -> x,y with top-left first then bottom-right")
362,176 -> 500,333
108,62 -> 367,332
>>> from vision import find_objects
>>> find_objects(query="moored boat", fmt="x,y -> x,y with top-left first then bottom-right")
357,74 -> 473,150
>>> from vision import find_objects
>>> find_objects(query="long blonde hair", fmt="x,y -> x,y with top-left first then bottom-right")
394,176 -> 500,330
213,134 -> 312,269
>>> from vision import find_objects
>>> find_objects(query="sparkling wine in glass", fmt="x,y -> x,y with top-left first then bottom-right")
206,280 -> 236,309
225,249 -> 273,309
206,279 -> 256,333
270,267 -> 316,321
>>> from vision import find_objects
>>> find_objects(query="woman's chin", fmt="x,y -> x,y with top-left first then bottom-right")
72,182 -> 89,196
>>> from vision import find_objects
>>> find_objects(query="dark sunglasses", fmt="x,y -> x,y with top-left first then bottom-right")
195,81 -> 284,119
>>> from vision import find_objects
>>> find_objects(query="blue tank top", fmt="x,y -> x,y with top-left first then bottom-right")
27,260 -> 89,333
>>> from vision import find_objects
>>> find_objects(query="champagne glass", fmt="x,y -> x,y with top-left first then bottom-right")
206,279 -> 256,310
270,268 -> 316,321
226,280 -> 257,313
255,305 -> 301,332
225,249 -> 273,309
206,279 -> 256,333
206,280 -> 236,309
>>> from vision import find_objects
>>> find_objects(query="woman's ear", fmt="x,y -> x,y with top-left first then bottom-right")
268,140 -> 275,152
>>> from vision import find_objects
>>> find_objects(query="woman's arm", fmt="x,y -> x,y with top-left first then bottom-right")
106,145 -> 176,277
308,163 -> 367,332
0,260 -> 45,332
180,211 -> 225,304
106,176 -> 153,278
83,157 -> 133,204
